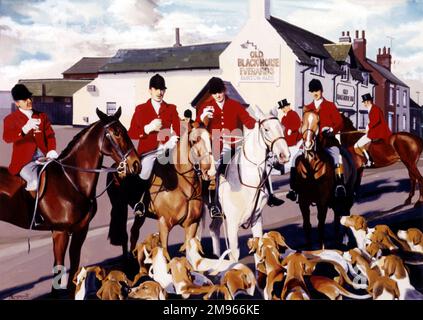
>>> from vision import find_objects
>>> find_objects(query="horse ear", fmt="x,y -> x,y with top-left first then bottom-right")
96,108 -> 108,121
114,107 -> 122,119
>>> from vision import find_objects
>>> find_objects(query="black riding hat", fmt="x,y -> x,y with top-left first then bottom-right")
278,99 -> 290,109
11,84 -> 32,101
362,93 -> 373,102
183,109 -> 192,119
208,77 -> 225,94
308,79 -> 323,92
149,74 -> 167,90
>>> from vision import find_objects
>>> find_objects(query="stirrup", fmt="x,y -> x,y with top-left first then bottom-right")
364,160 -> 373,168
209,205 -> 223,219
134,201 -> 145,217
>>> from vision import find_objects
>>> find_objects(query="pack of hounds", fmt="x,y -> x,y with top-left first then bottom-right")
73,214 -> 423,300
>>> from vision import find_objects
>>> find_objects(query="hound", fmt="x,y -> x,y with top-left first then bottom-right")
128,281 -> 167,300
96,270 -> 132,300
73,266 -> 105,300
397,228 -> 423,254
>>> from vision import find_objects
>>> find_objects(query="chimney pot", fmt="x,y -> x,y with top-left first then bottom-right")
383,47 -> 386,54
356,30 -> 359,39
378,48 -> 381,54
388,47 -> 391,54
173,27 -> 182,47
342,31 -> 345,36
362,30 -> 365,39
347,31 -> 350,36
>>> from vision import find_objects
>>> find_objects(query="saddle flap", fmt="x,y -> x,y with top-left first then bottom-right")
152,160 -> 178,191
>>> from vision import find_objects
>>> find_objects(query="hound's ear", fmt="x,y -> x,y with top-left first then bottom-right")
247,237 -> 259,254
94,266 -> 105,281
267,231 -> 287,249
355,216 -> 367,231
114,107 -> 122,119
412,231 -> 422,246
96,108 -> 108,121
383,257 -> 396,278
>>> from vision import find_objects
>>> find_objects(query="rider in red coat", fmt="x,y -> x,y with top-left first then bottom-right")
278,99 -> 301,147
354,93 -> 392,167
196,77 -> 284,218
287,79 -> 346,202
128,74 -> 180,216
3,84 -> 58,193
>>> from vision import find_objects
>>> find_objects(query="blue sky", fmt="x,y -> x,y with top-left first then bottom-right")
1,0 -> 422,97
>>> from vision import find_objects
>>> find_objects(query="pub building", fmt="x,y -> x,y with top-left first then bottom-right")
71,0 -> 407,133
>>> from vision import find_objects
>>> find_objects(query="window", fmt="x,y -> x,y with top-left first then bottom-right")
403,91 -> 407,107
388,112 -> 394,131
311,57 -> 322,75
413,117 -> 417,131
106,102 -> 117,116
403,115 -> 406,131
396,88 -> 400,107
341,65 -> 349,81
362,72 -> 369,86
389,86 -> 395,106
359,112 -> 368,129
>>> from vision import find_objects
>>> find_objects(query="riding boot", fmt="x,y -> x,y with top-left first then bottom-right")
286,169 -> 298,202
334,164 -> 347,198
208,178 -> 223,218
362,149 -> 373,168
265,178 -> 284,206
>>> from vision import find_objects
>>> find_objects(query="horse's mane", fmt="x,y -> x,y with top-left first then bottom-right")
59,121 -> 100,158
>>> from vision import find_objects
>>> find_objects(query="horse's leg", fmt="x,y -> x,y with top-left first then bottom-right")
227,219 -> 240,261
51,230 -> 70,297
251,217 -> 264,267
181,221 -> 198,253
403,166 -> 416,206
317,203 -> 328,249
67,225 -> 89,296
404,162 -> 423,207
158,216 -> 171,261
209,218 -> 223,257
299,198 -> 312,249
130,215 -> 146,252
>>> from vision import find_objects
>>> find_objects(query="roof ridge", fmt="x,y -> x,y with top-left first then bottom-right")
117,41 -> 231,52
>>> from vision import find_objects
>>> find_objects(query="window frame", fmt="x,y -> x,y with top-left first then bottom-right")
310,57 -> 322,76
106,102 -> 117,116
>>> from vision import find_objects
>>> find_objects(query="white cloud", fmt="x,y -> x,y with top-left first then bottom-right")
107,0 -> 161,26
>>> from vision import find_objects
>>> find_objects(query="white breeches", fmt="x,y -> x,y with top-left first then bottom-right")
139,153 -> 158,180
20,149 -> 44,191
354,135 -> 371,149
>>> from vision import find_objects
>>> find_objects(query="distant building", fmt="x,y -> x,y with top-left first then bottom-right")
352,31 -> 410,132
17,79 -> 90,125
0,91 -> 13,120
410,98 -> 423,138
62,57 -> 111,80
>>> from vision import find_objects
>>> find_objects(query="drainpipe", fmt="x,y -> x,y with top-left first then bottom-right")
356,81 -> 360,128
332,74 -> 341,103
300,65 -> 313,112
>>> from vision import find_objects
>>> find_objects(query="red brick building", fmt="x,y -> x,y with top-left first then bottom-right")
352,30 -> 410,132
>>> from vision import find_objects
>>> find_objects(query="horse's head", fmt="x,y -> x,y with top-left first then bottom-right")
96,108 -> 141,177
189,127 -> 215,180
254,105 -> 290,165
301,110 -> 319,154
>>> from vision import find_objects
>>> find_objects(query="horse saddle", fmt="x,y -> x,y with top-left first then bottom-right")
152,160 -> 178,191
0,166 -> 47,198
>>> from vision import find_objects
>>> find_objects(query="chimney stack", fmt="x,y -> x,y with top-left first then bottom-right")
377,46 -> 392,71
352,29 -> 367,61
249,0 -> 270,21
339,30 -> 351,43
173,28 -> 182,47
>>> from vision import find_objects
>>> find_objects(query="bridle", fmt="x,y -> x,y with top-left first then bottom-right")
258,117 -> 286,154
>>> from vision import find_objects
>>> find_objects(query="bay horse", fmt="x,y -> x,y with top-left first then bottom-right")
0,108 -> 140,295
294,110 -> 356,248
208,106 -> 290,264
340,115 -> 423,207
107,122 -> 214,260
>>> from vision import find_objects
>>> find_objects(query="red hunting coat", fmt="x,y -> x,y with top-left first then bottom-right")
304,98 -> 343,135
3,109 -> 56,175
128,99 -> 180,155
368,104 -> 392,142
196,97 -> 256,154
281,110 -> 301,146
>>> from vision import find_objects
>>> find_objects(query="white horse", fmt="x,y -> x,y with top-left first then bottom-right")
208,106 -> 290,265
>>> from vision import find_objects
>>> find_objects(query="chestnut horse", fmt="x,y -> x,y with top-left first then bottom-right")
107,123 -> 214,260
340,115 -> 423,207
0,108 -> 140,295
294,111 -> 356,248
